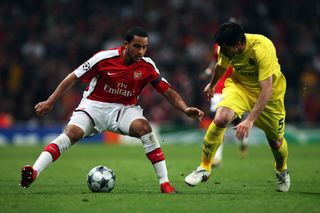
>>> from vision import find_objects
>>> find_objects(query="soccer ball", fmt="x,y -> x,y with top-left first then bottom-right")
87,165 -> 116,192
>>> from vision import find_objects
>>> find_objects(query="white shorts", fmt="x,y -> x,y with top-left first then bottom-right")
68,98 -> 146,137
210,93 -> 223,112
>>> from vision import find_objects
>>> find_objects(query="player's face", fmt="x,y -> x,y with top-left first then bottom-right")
220,43 -> 243,58
124,36 -> 148,64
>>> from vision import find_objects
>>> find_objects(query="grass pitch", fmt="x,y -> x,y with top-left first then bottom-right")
0,143 -> 320,213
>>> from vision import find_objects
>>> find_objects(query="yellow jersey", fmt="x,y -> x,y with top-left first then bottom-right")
217,34 -> 285,99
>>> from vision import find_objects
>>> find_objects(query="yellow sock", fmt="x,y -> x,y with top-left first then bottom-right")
271,137 -> 288,172
200,122 -> 225,172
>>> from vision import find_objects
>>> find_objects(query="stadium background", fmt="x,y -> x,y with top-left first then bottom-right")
0,0 -> 319,145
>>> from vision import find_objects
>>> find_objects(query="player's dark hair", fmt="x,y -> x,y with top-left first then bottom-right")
125,26 -> 148,43
215,22 -> 245,46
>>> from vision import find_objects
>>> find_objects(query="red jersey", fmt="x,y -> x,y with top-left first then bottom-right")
212,44 -> 233,94
74,47 -> 170,105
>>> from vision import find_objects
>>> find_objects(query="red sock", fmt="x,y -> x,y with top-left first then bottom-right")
44,143 -> 61,161
146,148 -> 165,164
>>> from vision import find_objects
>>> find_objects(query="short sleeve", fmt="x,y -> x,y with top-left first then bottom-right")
255,40 -> 275,81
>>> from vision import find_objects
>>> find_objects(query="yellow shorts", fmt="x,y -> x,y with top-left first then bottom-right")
217,79 -> 286,141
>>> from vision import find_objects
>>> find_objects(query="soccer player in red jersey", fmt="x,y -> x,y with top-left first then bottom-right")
20,27 -> 204,193
204,44 -> 248,167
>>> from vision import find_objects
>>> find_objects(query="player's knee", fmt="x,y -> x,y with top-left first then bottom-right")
64,125 -> 84,144
129,119 -> 152,137
213,117 -> 229,128
136,124 -> 152,137
214,107 -> 235,127
268,138 -> 282,149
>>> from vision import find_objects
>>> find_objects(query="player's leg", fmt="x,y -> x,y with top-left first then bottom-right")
185,80 -> 249,186
185,106 -> 234,186
268,137 -> 290,192
232,116 -> 248,158
210,94 -> 224,167
20,111 -> 94,188
118,107 -> 175,193
255,101 -> 290,192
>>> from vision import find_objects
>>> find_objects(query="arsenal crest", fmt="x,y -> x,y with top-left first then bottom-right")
133,71 -> 142,80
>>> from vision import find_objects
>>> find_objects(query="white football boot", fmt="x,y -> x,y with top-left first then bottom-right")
185,167 -> 210,186
275,169 -> 290,192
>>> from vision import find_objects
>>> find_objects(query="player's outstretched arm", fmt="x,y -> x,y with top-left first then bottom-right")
204,64 -> 227,100
35,73 -> 79,116
234,76 -> 273,140
162,88 -> 204,121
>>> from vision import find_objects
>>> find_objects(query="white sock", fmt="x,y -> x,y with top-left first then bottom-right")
52,134 -> 72,153
140,133 -> 169,184
33,152 -> 53,176
33,134 -> 71,176
140,132 -> 160,153
154,161 -> 169,184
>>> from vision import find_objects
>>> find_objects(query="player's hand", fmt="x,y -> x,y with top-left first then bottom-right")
204,84 -> 215,101
35,100 -> 54,116
233,119 -> 254,140
184,107 -> 204,121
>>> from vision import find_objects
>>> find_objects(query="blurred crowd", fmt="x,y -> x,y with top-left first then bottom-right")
0,0 -> 320,128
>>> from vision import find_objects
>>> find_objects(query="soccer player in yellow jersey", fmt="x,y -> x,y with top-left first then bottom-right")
185,22 -> 290,192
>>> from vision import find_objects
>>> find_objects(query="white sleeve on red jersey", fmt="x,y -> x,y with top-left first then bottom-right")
143,57 -> 161,74
143,57 -> 171,93
73,49 -> 119,81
